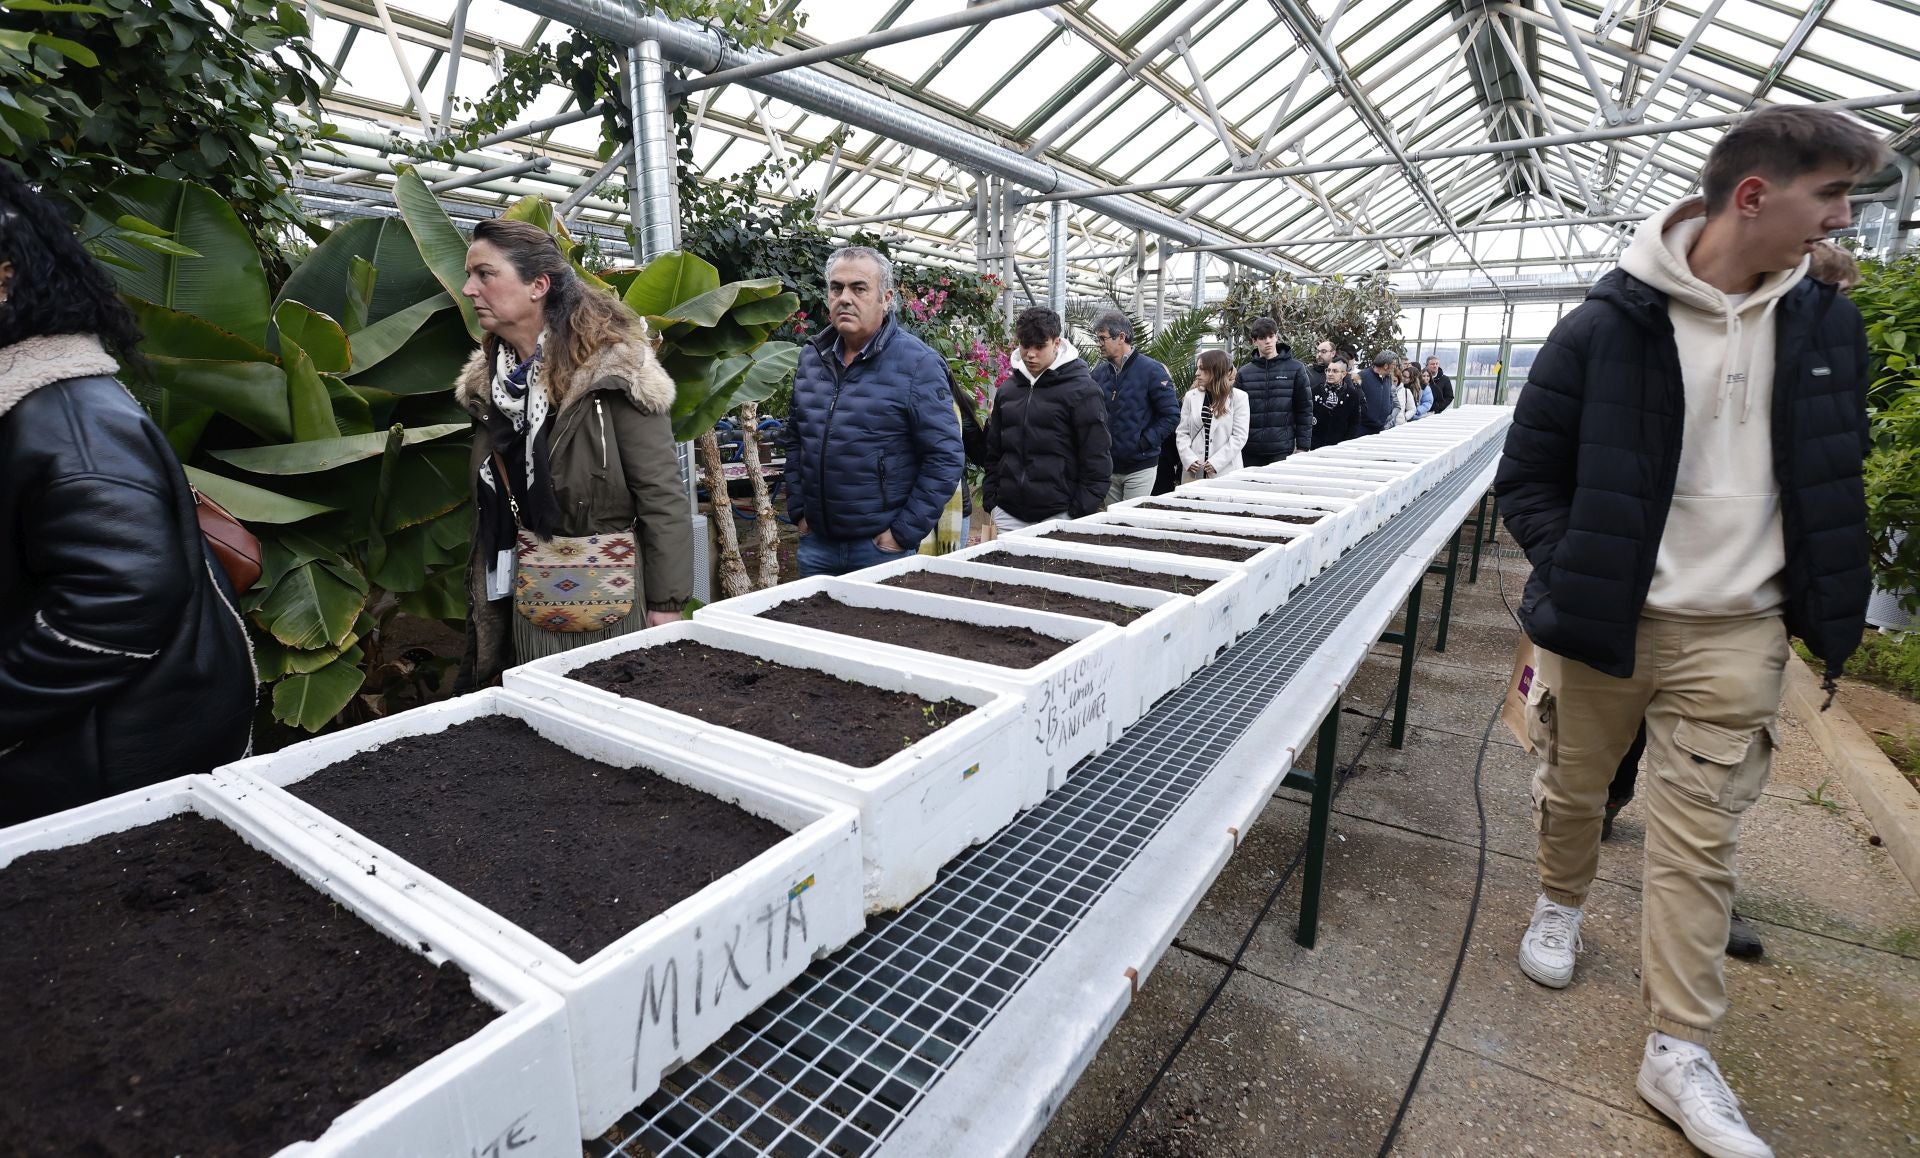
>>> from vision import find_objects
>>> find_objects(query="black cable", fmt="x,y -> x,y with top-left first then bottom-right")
1374,698 -> 1500,1157
1097,687 -> 1396,1158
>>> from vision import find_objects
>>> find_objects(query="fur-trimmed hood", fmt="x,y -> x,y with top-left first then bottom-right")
0,333 -> 120,419
454,333 -> 675,418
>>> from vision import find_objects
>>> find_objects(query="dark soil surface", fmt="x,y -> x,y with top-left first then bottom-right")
1105,522 -> 1289,544
570,640 -> 973,768
882,570 -> 1149,625
971,551 -> 1221,596
0,814 -> 496,1158
1137,500 -> 1322,525
759,591 -> 1072,669
1039,529 -> 1265,562
290,716 -> 790,959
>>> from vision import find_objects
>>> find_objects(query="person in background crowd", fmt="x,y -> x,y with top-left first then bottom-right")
0,164 -> 255,825
458,219 -> 691,679
1307,338 -> 1336,396
1356,350 -> 1398,436
1175,349 -> 1249,479
1311,358 -> 1363,446
1408,365 -> 1433,421
786,246 -> 962,576
983,307 -> 1110,533
1497,104 -> 1883,1158
1237,317 -> 1313,465
1089,309 -> 1179,507
1426,355 -> 1455,413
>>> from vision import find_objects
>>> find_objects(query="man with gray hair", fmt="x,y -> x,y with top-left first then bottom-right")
785,245 -> 962,576
1088,309 -> 1179,505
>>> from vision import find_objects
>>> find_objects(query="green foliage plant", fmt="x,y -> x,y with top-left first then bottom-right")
1852,254 -> 1920,611
95,167 -> 794,734
0,0 -> 329,273
1217,271 -> 1402,363
1066,301 -> 1216,393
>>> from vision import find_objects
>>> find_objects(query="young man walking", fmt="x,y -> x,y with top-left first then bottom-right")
1236,317 -> 1313,465
1495,106 -> 1882,1158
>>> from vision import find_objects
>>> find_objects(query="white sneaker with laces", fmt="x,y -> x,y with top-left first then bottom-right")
1517,893 -> 1583,988
1637,1034 -> 1774,1158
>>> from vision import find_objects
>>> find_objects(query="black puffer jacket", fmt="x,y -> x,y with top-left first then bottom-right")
1495,269 -> 1871,680
1238,347 -> 1313,465
1,343 -> 255,825
983,349 -> 1112,522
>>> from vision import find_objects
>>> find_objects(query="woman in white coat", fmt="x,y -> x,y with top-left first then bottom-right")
1175,349 -> 1249,479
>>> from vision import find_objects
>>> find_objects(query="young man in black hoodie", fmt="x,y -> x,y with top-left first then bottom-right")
983,307 -> 1112,533
1236,317 -> 1313,465
1497,106 -> 1883,1158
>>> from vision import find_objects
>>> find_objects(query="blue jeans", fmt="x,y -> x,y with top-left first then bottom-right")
796,533 -> 912,577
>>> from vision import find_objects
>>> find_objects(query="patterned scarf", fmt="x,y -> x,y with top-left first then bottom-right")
476,332 -> 561,598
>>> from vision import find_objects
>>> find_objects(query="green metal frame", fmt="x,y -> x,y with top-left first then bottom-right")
1283,696 -> 1342,949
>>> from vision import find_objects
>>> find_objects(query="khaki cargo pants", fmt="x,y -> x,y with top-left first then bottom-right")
1525,614 -> 1787,1044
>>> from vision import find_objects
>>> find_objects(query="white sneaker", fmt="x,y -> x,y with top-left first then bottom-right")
1637,1034 -> 1774,1158
1517,893 -> 1583,988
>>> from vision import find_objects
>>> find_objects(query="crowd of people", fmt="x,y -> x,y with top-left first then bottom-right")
0,92 -> 1890,1158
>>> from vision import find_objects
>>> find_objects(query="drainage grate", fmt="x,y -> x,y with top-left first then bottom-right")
591,443 -> 1503,1158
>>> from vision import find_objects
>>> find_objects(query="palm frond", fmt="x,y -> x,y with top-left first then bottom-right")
1143,305 -> 1216,388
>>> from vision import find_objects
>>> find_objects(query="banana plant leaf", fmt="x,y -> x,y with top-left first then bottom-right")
273,302 -> 351,375
272,645 -> 367,731
348,309 -> 476,396
392,165 -> 483,342
184,466 -> 338,524
252,557 -> 368,650
85,177 -> 270,344
145,356 -> 290,442
278,214 -> 446,328
346,294 -> 451,374
210,423 -> 468,474
125,299 -> 273,363
671,342 -> 800,442
622,251 -> 722,318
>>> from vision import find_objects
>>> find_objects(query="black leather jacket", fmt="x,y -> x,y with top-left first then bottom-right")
1,375 -> 255,824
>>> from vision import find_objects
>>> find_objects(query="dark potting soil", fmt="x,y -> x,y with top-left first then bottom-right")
759,591 -> 1072,669
1108,522 -> 1288,545
1039,528 -> 1264,562
0,814 -> 496,1158
570,640 -> 973,768
1137,500 -> 1322,525
290,715 -> 790,959
881,569 -> 1149,625
971,551 -> 1220,597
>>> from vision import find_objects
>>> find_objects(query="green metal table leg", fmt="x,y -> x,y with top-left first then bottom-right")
1297,697 -> 1340,949
1391,576 -> 1424,750
1434,525 -> 1462,654
1468,491 -> 1489,584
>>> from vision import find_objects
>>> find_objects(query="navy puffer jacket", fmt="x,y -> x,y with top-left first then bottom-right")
786,315 -> 964,546
1238,347 -> 1313,464
1090,351 -> 1180,472
1496,269 -> 1871,680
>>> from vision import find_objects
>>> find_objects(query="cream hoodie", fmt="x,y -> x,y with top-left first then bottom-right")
1617,196 -> 1808,620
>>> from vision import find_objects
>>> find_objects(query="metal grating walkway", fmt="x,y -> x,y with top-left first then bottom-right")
593,441 -> 1503,1158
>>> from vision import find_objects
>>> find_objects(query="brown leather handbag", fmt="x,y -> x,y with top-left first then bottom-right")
193,487 -> 263,593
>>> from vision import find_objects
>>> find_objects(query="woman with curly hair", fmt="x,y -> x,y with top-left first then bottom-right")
0,164 -> 255,825
456,219 -> 691,685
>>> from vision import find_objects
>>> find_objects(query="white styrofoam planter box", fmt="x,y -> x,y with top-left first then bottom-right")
844,551 -> 1203,719
696,576 -> 1127,795
1107,494 -> 1353,577
1184,474 -> 1384,532
211,690 -> 865,1138
1307,445 -> 1456,478
948,535 -> 1251,668
1252,461 -> 1413,511
1237,469 -> 1389,518
0,777 -> 579,1158
1170,480 -> 1376,540
1017,519 -> 1294,631
1074,509 -> 1315,593
503,620 -> 1026,915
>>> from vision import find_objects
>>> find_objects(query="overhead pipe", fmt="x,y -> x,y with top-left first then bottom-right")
501,0 -> 1297,275
626,40 -> 679,259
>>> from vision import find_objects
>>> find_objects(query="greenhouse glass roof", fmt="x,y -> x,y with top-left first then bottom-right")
300,0 -> 1920,300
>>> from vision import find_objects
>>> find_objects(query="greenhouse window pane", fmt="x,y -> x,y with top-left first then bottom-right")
977,34 -> 1102,120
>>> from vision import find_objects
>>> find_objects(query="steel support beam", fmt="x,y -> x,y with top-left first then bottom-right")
1016,88 -> 1920,205
626,40 -> 678,260
827,199 -> 976,230
1048,200 -> 1068,317
1625,0 -> 1729,122
680,0 -> 1066,95
505,0 -> 1296,274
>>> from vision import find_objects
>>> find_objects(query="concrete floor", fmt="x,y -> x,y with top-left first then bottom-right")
1032,562 -> 1920,1158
